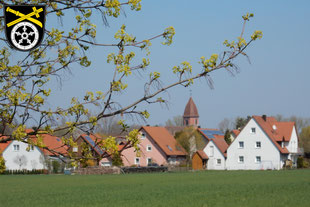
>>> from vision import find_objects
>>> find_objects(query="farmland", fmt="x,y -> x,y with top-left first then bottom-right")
0,170 -> 309,207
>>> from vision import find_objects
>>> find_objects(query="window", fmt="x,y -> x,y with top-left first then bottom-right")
251,127 -> 256,134
238,156 -> 244,163
72,147 -> 78,152
135,157 -> 140,165
217,159 -> 221,165
185,120 -> 188,126
210,146 -> 214,157
13,144 -> 20,151
101,162 -> 112,167
147,145 -> 152,151
147,158 -> 152,164
255,156 -> 261,163
239,141 -> 244,148
141,133 -> 146,139
256,141 -> 261,148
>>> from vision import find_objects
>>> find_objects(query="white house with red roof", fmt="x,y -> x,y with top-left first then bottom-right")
0,138 -> 45,170
198,128 -> 228,170
0,131 -> 68,171
226,115 -> 300,170
121,126 -> 187,167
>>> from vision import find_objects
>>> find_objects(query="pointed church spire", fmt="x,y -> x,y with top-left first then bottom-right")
183,97 -> 199,126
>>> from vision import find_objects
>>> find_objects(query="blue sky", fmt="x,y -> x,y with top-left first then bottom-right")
44,0 -> 310,128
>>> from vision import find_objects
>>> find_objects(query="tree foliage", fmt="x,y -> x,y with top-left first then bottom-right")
175,126 -> 205,156
300,126 -> 310,154
0,1 -> 262,164
234,116 -> 251,130
224,129 -> 232,145
0,151 -> 5,173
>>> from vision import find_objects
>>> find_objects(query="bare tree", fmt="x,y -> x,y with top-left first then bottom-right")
218,118 -> 233,132
166,115 -> 183,127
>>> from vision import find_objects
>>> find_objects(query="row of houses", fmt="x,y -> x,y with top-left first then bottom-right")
193,115 -> 300,170
0,97 -> 302,171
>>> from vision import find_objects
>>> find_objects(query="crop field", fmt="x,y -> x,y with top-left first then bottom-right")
0,170 -> 309,207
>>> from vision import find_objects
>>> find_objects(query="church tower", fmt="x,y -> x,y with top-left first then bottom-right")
183,97 -> 199,127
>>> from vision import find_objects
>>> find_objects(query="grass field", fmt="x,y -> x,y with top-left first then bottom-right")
0,170 -> 309,207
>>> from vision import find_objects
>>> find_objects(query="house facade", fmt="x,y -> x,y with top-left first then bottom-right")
0,132 -> 68,171
226,115 -> 299,170
203,138 -> 228,170
121,126 -> 187,166
1,140 -> 45,170
196,128 -> 228,170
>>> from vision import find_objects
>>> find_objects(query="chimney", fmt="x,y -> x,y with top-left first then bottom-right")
262,115 -> 267,121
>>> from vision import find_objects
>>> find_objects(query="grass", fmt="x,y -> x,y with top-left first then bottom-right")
0,170 -> 310,207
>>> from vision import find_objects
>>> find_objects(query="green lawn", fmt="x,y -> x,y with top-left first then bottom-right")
0,170 -> 309,207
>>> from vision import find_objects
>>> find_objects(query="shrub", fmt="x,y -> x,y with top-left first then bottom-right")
0,152 -> 5,174
1,169 -> 45,175
297,156 -> 304,168
52,160 -> 60,173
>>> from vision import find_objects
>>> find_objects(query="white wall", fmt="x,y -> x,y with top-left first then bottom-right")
226,119 -> 282,170
287,126 -> 298,166
3,140 -> 45,170
203,141 -> 225,170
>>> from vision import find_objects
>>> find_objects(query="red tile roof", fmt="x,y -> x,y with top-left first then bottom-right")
0,142 -> 10,152
30,133 -> 68,156
141,126 -> 187,156
212,138 -> 229,157
253,116 -> 292,154
0,132 -> 68,156
196,150 -> 208,160
183,97 -> 199,118
231,129 -> 240,137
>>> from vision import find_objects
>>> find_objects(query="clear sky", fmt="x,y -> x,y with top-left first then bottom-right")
44,0 -> 310,128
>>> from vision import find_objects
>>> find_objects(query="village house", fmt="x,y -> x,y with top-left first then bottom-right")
226,115 -> 300,170
197,128 -> 228,170
120,126 -> 187,166
0,130 -> 68,171
73,134 -> 114,167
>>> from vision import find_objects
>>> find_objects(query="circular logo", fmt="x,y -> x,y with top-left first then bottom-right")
10,22 -> 39,51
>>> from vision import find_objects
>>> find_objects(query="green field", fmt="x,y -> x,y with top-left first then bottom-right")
0,170 -> 309,207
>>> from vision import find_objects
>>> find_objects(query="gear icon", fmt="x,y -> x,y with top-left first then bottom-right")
10,22 -> 39,51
